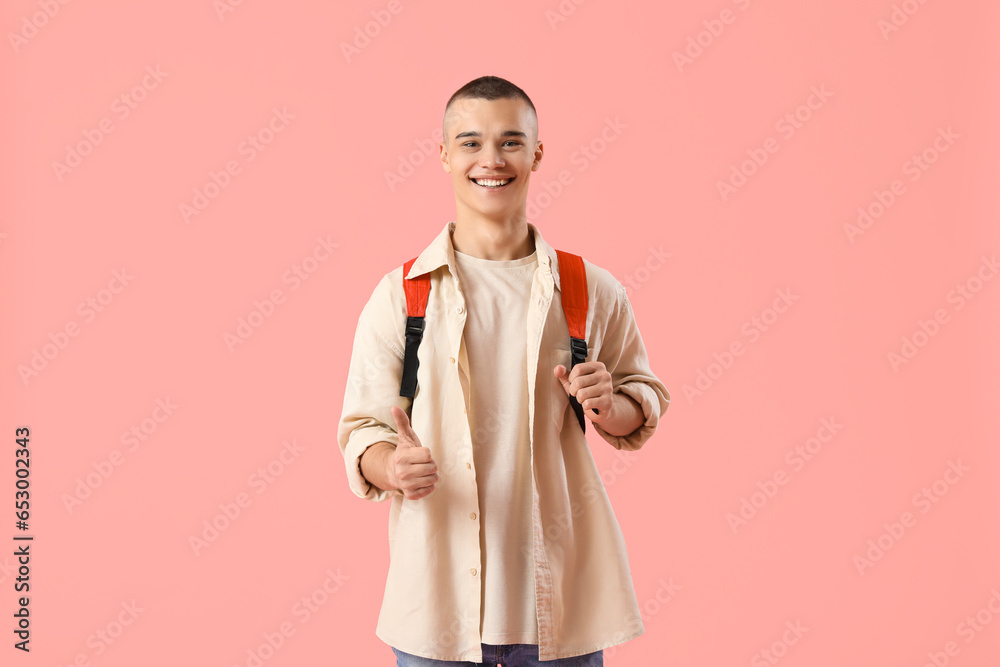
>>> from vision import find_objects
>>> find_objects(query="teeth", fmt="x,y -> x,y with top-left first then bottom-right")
474,178 -> 510,187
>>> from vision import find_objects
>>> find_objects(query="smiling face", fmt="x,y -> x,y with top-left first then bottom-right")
439,96 -> 543,224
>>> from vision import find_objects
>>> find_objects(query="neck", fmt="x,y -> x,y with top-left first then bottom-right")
451,211 -> 535,261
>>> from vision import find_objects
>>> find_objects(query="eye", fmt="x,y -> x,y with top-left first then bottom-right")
461,141 -> 520,148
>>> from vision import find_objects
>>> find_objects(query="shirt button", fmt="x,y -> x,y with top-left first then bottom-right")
466,462 -> 472,469
470,512 -> 477,520
470,568 -> 477,576
449,356 -> 456,364
457,305 -> 464,314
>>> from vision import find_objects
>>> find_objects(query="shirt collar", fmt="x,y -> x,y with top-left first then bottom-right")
405,220 -> 561,292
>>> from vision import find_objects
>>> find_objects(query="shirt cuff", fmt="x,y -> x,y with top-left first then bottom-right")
344,425 -> 399,502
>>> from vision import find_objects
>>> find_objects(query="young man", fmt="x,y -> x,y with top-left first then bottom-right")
337,76 -> 670,666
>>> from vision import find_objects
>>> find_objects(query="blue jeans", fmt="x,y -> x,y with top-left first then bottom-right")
392,644 -> 603,666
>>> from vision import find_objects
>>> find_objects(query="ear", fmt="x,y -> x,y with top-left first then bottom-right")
531,140 -> 543,171
440,143 -> 451,173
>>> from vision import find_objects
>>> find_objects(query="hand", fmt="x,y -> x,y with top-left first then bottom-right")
554,361 -> 613,425
388,405 -> 439,500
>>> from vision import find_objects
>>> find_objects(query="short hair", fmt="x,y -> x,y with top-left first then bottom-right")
443,75 -> 537,141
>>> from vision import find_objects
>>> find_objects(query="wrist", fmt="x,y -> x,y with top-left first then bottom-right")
361,441 -> 399,492
602,391 -> 644,437
384,449 -> 399,491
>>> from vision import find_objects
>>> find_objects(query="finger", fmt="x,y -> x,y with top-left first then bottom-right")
391,406 -> 419,447
410,484 -> 434,500
553,365 -> 573,395
406,484 -> 435,500
401,472 -> 437,497
568,362 -> 603,380
392,405 -> 415,438
397,453 -> 436,473
573,372 -> 602,390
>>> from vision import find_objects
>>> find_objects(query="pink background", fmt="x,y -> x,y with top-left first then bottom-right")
3,1 -> 999,665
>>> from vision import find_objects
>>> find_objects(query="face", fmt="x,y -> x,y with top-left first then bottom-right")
439,97 -> 543,221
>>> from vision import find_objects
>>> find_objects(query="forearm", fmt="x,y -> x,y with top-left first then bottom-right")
359,441 -> 399,492
600,391 -> 645,437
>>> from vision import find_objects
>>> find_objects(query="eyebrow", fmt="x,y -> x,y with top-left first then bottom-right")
454,130 -> 528,140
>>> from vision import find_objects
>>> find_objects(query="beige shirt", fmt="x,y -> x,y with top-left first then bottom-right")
452,246 -> 538,644
337,220 -> 670,662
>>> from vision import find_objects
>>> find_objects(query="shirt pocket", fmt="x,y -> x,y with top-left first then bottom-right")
548,345 -> 593,431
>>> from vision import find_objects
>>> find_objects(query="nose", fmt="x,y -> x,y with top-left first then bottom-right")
479,146 -> 505,169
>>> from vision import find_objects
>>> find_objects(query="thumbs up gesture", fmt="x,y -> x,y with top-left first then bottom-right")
388,405 -> 439,500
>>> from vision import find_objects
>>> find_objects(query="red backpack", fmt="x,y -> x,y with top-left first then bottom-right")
398,249 -> 594,433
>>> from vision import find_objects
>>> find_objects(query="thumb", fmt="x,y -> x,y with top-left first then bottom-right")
390,405 -> 420,448
553,364 -> 573,397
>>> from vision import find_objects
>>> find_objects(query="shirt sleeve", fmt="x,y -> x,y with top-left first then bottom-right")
336,272 -> 409,503
590,278 -> 670,451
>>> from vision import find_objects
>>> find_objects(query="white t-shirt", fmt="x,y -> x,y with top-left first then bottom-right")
452,246 -> 539,645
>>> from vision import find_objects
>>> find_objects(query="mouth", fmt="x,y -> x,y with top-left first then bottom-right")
470,176 -> 515,189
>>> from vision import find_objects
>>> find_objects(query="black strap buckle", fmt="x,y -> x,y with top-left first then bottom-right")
567,336 -> 589,433
399,316 -> 425,398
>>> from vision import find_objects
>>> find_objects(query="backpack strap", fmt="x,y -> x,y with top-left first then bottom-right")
399,257 -> 430,399
554,249 -> 593,433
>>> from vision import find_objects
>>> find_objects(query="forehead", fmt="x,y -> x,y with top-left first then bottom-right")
445,97 -> 536,137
